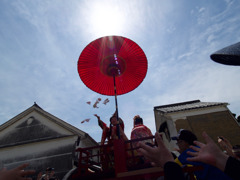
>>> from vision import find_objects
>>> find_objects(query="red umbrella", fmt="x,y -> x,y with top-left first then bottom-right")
78,36 -> 148,138
78,36 -> 148,96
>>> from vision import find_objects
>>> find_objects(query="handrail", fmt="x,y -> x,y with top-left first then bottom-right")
71,135 -> 203,180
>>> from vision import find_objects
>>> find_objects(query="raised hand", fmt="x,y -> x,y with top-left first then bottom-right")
0,164 -> 35,180
187,131 -> 229,171
137,132 -> 174,167
94,114 -> 100,119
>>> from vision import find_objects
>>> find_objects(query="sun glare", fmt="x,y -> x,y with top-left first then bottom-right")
88,3 -> 126,37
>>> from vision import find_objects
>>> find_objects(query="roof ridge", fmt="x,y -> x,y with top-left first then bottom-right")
154,100 -> 200,110
33,102 -> 42,109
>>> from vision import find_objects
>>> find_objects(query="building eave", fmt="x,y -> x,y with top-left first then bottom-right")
154,100 -> 229,114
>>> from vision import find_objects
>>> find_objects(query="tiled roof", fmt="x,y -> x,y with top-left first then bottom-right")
154,100 -> 228,113
0,103 -> 98,146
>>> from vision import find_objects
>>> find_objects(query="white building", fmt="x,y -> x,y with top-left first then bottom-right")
0,103 -> 98,179
154,100 -> 240,151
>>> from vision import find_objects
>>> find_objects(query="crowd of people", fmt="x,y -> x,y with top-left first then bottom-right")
138,130 -> 240,180
36,167 -> 59,180
1,111 -> 240,180
94,111 -> 240,179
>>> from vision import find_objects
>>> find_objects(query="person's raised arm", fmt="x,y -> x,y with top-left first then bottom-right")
94,114 -> 106,129
138,132 -> 185,180
137,132 -> 174,167
0,163 -> 35,180
218,136 -> 235,157
186,131 -> 229,171
94,114 -> 108,145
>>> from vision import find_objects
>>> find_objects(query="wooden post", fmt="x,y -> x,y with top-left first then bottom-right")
114,139 -> 127,174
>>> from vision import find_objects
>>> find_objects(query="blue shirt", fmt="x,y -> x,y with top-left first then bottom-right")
178,148 -> 232,180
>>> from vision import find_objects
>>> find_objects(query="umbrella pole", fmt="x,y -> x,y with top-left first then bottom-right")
113,75 -> 120,139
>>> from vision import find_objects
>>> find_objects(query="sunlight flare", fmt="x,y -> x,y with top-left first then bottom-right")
88,3 -> 126,37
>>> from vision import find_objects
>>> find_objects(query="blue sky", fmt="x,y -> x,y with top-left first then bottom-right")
1,0 -> 240,143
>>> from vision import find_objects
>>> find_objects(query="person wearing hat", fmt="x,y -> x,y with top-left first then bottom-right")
172,129 -> 197,154
187,131 -> 240,180
41,167 -> 58,180
130,115 -> 153,148
172,129 -> 232,180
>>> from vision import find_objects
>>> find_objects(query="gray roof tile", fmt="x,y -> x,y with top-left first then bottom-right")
154,100 -> 228,113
